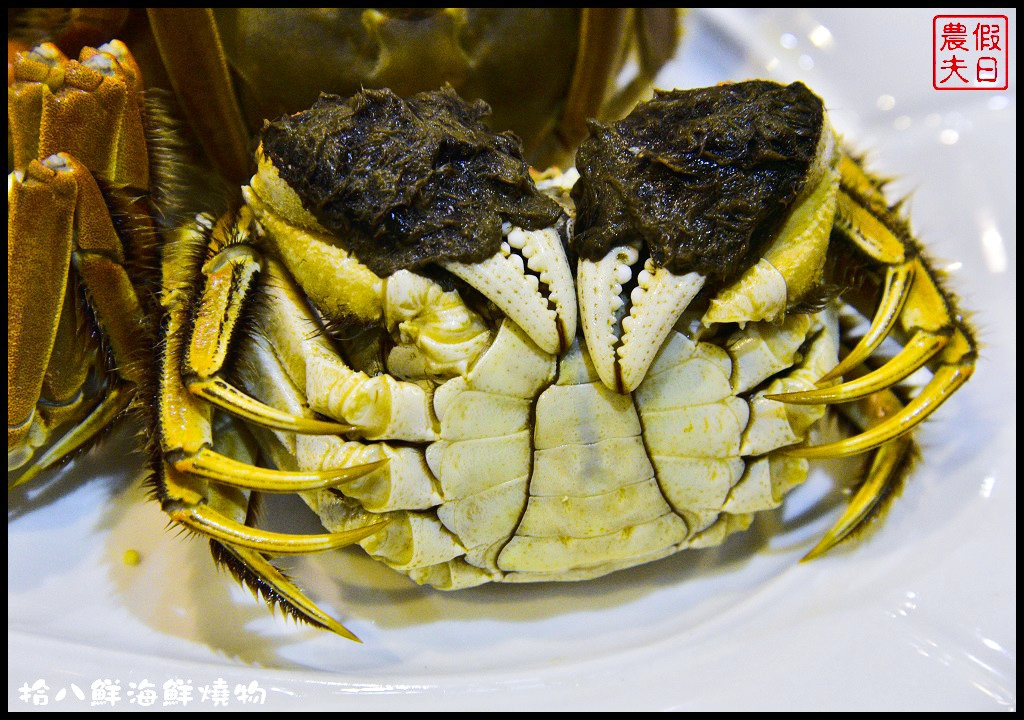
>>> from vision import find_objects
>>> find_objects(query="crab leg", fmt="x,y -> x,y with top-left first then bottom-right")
157,220 -> 390,638
160,218 -> 384,490
781,360 -> 972,459
10,387 -> 131,489
9,154 -> 150,471
212,542 -> 362,641
771,157 -> 978,454
8,162 -> 74,453
167,487 -> 386,555
180,211 -> 355,436
771,328 -> 948,405
254,261 -> 442,443
9,41 -> 153,472
801,386 -> 914,559
817,261 -> 915,382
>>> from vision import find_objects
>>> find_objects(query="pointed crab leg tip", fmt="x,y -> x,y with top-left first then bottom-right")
9,466 -> 43,490
8,386 -> 131,488
803,437 -> 911,562
819,262 -> 916,383
783,362 -> 972,459
189,378 -> 354,435
173,506 -> 389,555
800,542 -> 833,562
177,449 -> 384,492
222,543 -> 363,641
797,330 -> 948,404
338,627 -> 363,643
337,458 -> 389,481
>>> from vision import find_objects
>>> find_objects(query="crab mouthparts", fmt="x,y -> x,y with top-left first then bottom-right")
443,223 -> 577,355
579,246 -> 704,393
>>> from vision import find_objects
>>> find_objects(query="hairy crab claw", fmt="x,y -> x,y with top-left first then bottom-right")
245,87 -> 577,358
572,81 -> 975,542
573,81 -> 840,394
171,87 -> 581,497
155,89 -> 580,636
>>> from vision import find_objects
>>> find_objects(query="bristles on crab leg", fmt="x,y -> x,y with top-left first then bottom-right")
803,417 -> 913,559
215,542 -> 362,641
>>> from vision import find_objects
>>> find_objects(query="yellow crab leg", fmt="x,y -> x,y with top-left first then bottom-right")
192,442 -> 366,639
174,447 -> 386,492
782,360 -> 973,459
768,329 -> 948,405
803,392 -> 914,559
772,151 -> 977,454
183,211 -> 353,435
161,221 -> 375,491
161,223 -> 382,636
171,501 -> 388,556
189,380 -> 356,435
833,180 -> 908,266
819,261 -> 915,382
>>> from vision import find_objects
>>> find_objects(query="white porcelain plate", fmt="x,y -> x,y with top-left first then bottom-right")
8,9 -> 1016,711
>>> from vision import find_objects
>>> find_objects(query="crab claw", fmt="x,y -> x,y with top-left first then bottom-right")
442,224 -> 575,354
572,81 -> 839,394
578,246 -> 703,393
251,87 -> 576,356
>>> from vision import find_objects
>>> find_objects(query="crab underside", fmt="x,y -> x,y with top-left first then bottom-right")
8,43 -> 976,640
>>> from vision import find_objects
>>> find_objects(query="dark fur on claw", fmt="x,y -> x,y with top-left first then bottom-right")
260,86 -> 562,277
571,81 -> 823,284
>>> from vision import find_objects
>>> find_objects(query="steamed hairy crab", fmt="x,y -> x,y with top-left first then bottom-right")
157,82 -> 973,637
8,46 -> 975,639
